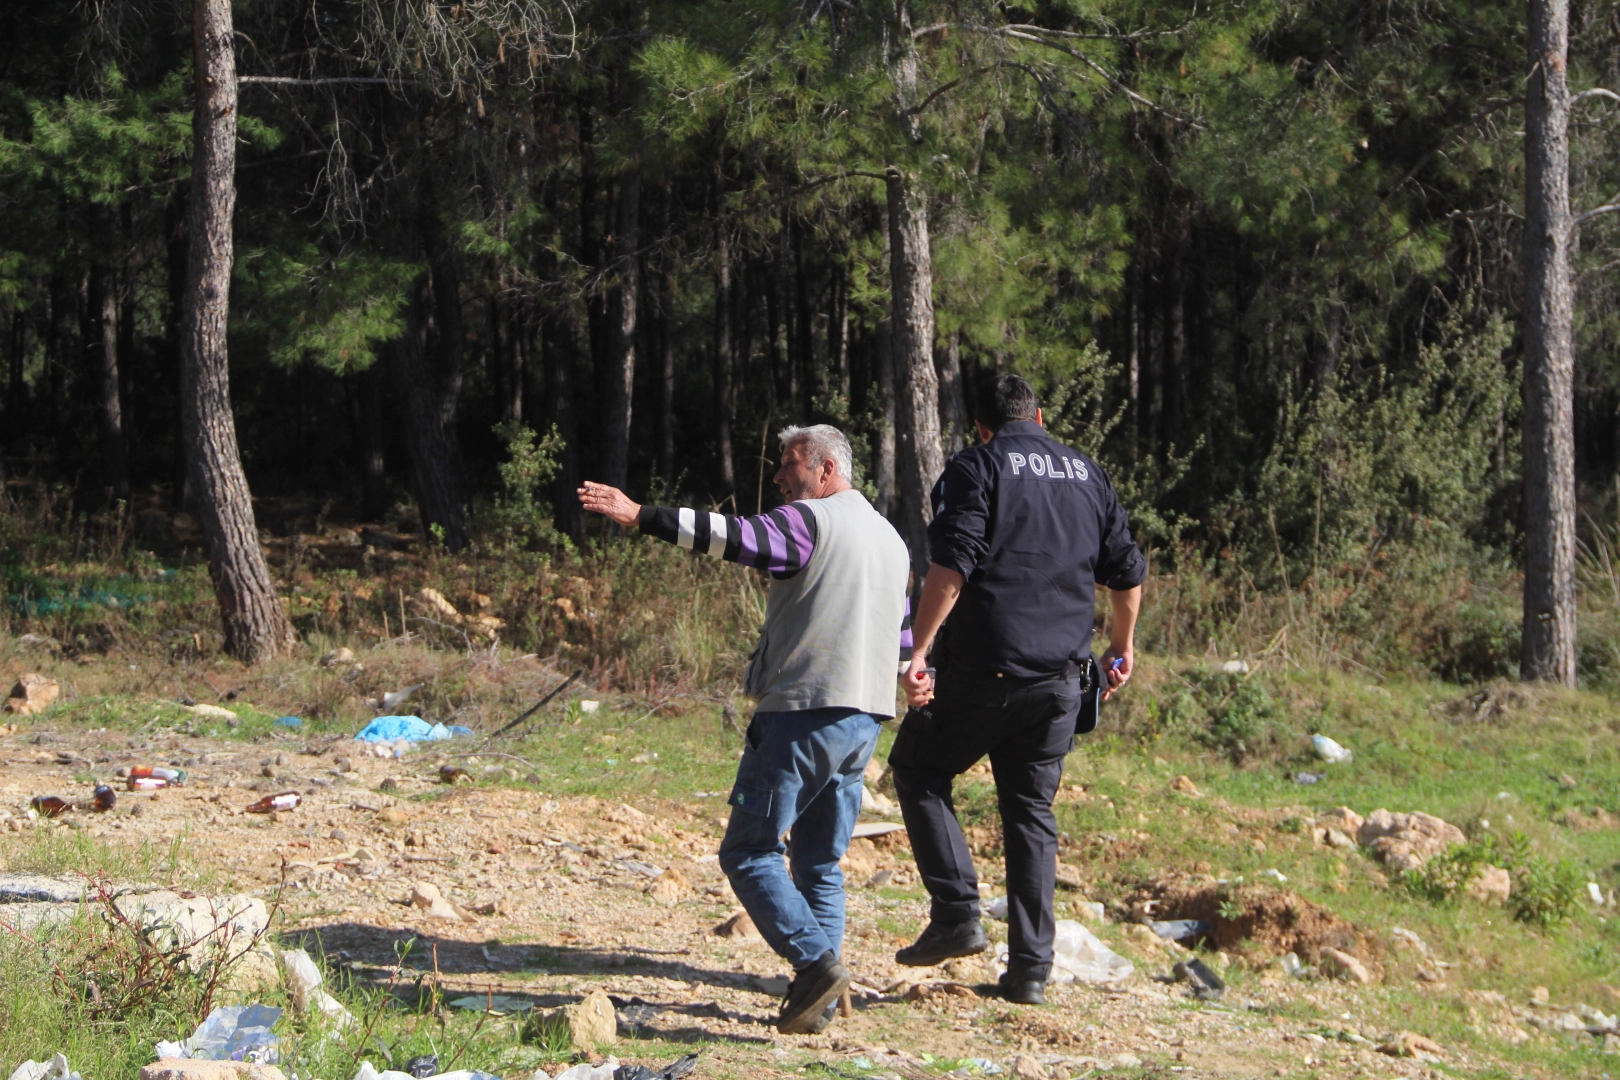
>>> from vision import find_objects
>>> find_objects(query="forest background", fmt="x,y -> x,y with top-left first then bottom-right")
2,0 -> 1620,692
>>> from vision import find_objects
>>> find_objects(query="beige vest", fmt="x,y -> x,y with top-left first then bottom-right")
744,488 -> 910,717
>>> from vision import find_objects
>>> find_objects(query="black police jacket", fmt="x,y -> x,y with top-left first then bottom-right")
927,420 -> 1146,679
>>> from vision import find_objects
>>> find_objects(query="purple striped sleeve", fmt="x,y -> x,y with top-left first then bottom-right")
784,504 -> 816,569
737,516 -> 761,565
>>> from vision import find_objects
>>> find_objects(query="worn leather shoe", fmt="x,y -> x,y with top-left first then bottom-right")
805,1000 -> 838,1034
895,918 -> 989,967
997,973 -> 1046,1005
778,951 -> 851,1034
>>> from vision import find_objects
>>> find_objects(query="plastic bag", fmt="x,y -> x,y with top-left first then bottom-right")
8,1055 -> 80,1080
996,920 -> 1133,986
354,716 -> 451,743
549,1062 -> 619,1080
186,1003 -> 282,1062
1311,734 -> 1352,763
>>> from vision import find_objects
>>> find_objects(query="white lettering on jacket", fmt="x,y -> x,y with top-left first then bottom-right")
1002,450 -> 1090,482
1007,452 -> 1026,475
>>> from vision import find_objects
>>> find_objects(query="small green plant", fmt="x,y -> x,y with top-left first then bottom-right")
488,421 -> 568,549
1402,836 -> 1501,904
1166,668 -> 1283,764
1403,831 -> 1586,927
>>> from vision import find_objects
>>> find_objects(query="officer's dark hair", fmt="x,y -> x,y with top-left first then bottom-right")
975,373 -> 1039,431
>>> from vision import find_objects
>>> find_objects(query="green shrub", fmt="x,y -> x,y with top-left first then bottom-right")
1403,831 -> 1586,927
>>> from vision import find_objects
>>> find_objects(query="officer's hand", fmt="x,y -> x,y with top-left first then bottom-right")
578,482 -> 642,527
1100,647 -> 1133,701
901,656 -> 934,707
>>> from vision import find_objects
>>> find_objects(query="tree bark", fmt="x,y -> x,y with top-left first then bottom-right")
88,256 -> 128,503
180,0 -> 296,662
1521,0 -> 1578,686
659,262 -> 676,486
874,316 -> 897,518
713,214 -> 736,492
391,277 -> 469,550
937,328 -> 964,454
886,167 -> 943,580
602,171 -> 639,489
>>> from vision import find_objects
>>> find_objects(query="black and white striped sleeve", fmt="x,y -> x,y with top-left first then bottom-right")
636,503 -> 820,579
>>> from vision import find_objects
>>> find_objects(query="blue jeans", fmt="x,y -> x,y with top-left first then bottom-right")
719,707 -> 882,971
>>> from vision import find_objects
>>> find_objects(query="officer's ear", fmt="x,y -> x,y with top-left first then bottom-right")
975,420 -> 995,444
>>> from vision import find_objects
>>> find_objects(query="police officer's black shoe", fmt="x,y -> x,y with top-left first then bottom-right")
777,951 -> 850,1035
894,918 -> 989,967
805,1000 -> 838,1034
996,973 -> 1046,1005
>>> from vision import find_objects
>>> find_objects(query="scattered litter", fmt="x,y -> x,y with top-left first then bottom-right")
28,795 -> 70,818
608,1053 -> 699,1080
404,1057 -> 439,1079
448,993 -> 535,1014
630,751 -> 658,764
578,700 -> 601,714
1589,882 -> 1607,905
1220,659 -> 1249,675
1005,919 -> 1133,986
130,766 -> 187,785
354,1064 -> 501,1080
1311,735 -> 1353,763
1173,957 -> 1227,1000
1151,919 -> 1214,941
957,1059 -> 1002,1076
128,777 -> 172,791
439,765 -> 472,785
850,821 -> 905,839
278,948 -> 356,1027
274,716 -> 303,729
167,1003 -> 282,1062
985,895 -> 1008,920
245,792 -> 301,814
1279,952 -> 1308,978
1293,772 -> 1325,785
370,684 -> 425,714
1261,868 -> 1288,883
91,785 -> 117,811
7,1054 -> 80,1080
186,703 -> 237,721
355,716 -> 454,743
548,1060 -> 618,1080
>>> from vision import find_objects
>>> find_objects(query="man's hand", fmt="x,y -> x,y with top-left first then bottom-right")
1099,646 -> 1133,701
578,482 -> 642,527
901,654 -> 934,707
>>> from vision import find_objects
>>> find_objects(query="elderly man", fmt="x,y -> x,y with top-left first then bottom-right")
579,424 -> 910,1034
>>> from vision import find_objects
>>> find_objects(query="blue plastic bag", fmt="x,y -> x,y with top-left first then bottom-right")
354,716 -> 451,743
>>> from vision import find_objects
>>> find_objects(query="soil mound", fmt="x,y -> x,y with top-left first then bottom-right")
1127,873 -> 1381,973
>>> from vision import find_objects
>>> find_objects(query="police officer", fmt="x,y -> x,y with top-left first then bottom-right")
888,373 -> 1145,1005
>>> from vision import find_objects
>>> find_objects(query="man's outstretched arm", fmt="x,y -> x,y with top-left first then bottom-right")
579,481 -> 817,578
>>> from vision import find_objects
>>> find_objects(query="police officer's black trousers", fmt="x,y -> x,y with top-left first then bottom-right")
888,670 -> 1081,983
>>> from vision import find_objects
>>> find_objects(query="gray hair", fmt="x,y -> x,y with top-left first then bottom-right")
778,424 -> 853,481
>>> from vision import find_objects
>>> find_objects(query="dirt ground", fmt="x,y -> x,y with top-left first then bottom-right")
0,723 -> 1512,1079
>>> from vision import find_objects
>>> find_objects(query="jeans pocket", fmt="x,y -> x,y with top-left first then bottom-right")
728,784 -> 774,817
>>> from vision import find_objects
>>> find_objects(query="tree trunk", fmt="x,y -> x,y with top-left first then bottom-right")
5,309 -> 24,427
1521,0 -> 1578,686
180,0 -> 297,662
659,263 -> 676,486
89,258 -> 128,503
358,365 -> 390,521
391,277 -> 469,550
874,317 -> 897,518
602,171 -> 639,489
831,267 -> 849,398
937,328 -> 964,454
429,241 -> 464,437
886,167 -> 943,580
713,215 -> 736,492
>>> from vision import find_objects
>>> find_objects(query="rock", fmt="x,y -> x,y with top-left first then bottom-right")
713,910 -> 762,941
1531,985 -> 1550,1005
1073,900 -> 1107,924
1357,809 -> 1466,871
1319,947 -> 1372,984
862,786 -> 898,815
1111,1054 -> 1142,1069
525,989 -> 618,1051
1376,1032 -> 1445,1060
1465,865 -> 1512,904
1170,775 -> 1201,796
376,806 -> 409,825
1314,826 -> 1357,851
646,866 -> 690,905
5,674 -> 60,716
1390,927 -> 1428,955
1054,862 -> 1086,890
140,1063 -> 288,1080
186,703 -> 237,721
1010,1054 -> 1047,1080
321,647 -> 357,666
863,757 -> 886,786
410,881 -> 470,921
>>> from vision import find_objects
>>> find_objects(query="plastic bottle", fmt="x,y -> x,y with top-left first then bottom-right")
30,795 -> 70,817
127,776 -> 170,791
245,791 -> 301,814
91,785 -> 117,812
130,766 -> 186,784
